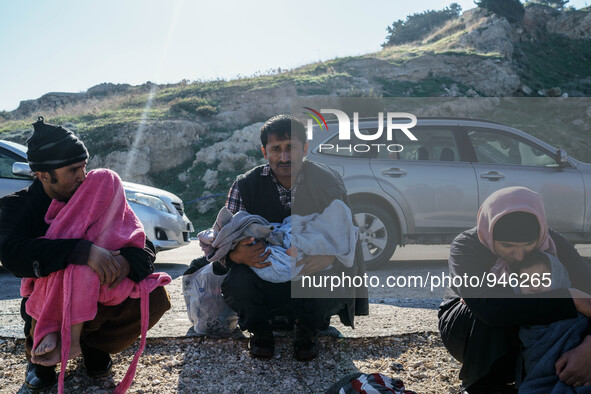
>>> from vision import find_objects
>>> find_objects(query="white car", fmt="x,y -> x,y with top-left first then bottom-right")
0,140 -> 194,252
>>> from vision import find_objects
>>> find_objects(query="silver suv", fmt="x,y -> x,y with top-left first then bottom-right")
308,118 -> 591,268
0,140 -> 193,252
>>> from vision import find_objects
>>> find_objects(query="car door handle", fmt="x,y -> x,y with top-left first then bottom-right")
381,168 -> 407,177
480,171 -> 505,181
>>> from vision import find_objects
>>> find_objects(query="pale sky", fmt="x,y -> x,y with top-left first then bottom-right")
0,0 -> 588,111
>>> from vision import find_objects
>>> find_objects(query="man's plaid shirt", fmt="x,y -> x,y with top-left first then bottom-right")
225,164 -> 303,214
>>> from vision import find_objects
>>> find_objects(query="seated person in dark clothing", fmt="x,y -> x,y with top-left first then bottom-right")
438,186 -> 591,393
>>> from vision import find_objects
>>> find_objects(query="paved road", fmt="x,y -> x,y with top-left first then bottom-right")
2,243 -> 590,339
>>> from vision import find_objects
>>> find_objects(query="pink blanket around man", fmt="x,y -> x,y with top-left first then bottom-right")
20,168 -> 171,394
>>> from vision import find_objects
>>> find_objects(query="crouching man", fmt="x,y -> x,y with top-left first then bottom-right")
221,115 -> 368,361
0,117 -> 171,392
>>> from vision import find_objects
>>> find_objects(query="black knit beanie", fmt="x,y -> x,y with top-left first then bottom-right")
493,211 -> 540,242
26,116 -> 88,172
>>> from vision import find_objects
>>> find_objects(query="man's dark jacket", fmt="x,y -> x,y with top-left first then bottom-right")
0,178 -> 155,280
236,159 -> 369,327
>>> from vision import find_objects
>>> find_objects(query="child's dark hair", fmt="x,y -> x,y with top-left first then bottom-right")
514,250 -> 550,272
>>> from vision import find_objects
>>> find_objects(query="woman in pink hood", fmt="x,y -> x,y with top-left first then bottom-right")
438,186 -> 591,392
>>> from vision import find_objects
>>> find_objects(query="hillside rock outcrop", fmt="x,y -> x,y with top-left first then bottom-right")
89,120 -> 204,184
4,4 -> 589,191
14,93 -> 86,119
524,5 -> 591,40
455,8 -> 515,58
191,122 -> 265,173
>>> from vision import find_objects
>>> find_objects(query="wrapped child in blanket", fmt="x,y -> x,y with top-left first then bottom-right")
513,250 -> 589,393
198,199 -> 358,283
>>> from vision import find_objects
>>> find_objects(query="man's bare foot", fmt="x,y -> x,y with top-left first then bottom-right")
31,336 -> 61,366
33,332 -> 58,356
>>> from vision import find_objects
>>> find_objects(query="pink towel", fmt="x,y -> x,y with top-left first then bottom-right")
20,169 -> 171,394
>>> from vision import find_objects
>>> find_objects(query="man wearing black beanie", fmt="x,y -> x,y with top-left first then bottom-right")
0,117 -> 171,392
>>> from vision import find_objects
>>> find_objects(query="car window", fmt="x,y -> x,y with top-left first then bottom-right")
467,129 -> 558,167
0,149 -> 30,179
378,127 -> 461,162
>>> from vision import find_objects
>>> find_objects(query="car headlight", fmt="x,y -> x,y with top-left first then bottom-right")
125,191 -> 171,213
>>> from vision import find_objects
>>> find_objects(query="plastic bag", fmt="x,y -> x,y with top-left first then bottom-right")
182,262 -> 238,335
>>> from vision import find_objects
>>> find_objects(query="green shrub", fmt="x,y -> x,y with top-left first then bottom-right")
513,32 -> 591,94
169,97 -> 218,117
195,104 -> 218,116
383,3 -> 462,46
476,0 -> 525,23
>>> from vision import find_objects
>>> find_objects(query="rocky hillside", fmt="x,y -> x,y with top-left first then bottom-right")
1,4 -> 590,230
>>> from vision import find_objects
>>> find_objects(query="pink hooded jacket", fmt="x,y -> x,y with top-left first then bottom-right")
20,169 -> 170,394
476,186 -> 557,278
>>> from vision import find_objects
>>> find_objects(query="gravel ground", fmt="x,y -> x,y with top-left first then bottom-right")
0,332 -> 461,393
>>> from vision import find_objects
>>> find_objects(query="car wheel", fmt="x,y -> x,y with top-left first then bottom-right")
352,202 -> 398,270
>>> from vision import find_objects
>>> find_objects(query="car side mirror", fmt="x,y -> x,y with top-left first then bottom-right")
12,162 -> 33,178
556,148 -> 569,167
